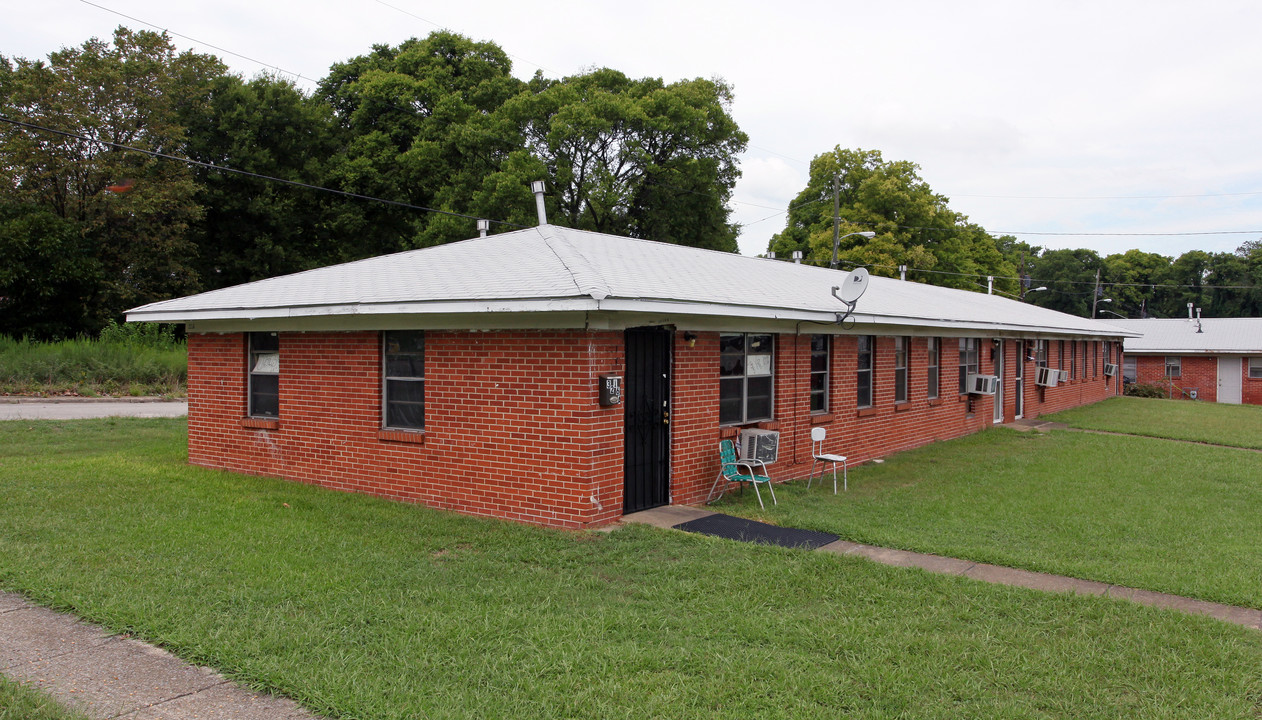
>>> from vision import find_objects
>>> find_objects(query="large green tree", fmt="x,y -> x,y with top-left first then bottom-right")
181,73 -> 342,288
767,147 -> 1015,292
316,32 -> 528,255
0,28 -> 225,334
494,69 -> 747,251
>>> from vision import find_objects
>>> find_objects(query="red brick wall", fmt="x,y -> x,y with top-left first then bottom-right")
188,330 -> 624,529
188,329 -> 1119,529
675,333 -> 1116,499
1129,354 -> 1262,405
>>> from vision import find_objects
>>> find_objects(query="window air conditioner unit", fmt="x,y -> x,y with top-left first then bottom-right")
1103,363 -> 1118,377
1035,366 -> 1058,387
1057,369 -> 1071,384
966,373 -> 999,395
738,429 -> 780,464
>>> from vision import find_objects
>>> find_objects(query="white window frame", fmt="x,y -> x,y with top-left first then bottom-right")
1250,357 -> 1262,379
247,332 -> 279,418
958,338 -> 979,394
895,336 -> 910,404
926,337 -> 940,399
857,335 -> 875,409
809,334 -> 830,413
1165,356 -> 1182,378
382,330 -> 426,431
719,333 -> 775,425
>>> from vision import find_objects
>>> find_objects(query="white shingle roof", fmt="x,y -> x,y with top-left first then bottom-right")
127,225 -> 1133,337
1109,318 -> 1262,354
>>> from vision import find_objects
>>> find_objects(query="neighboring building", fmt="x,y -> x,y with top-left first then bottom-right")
1108,317 -> 1262,405
127,225 -> 1133,529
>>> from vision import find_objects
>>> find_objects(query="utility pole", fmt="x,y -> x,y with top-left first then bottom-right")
1018,252 -> 1027,301
830,173 -> 840,269
1090,268 -> 1101,318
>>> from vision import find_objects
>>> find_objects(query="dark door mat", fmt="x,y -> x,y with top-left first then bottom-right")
673,513 -> 839,550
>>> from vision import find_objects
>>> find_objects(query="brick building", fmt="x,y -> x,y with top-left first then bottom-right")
1108,318 -> 1262,405
128,226 -> 1132,529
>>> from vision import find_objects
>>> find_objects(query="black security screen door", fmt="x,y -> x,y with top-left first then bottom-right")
623,327 -> 672,514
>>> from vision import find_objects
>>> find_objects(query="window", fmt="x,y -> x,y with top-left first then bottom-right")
1058,340 -> 1065,370
1070,340 -> 1077,379
926,337 -> 940,399
856,335 -> 875,408
958,338 -> 979,394
895,336 -> 910,403
1035,340 -> 1048,369
1249,357 -> 1262,379
1092,342 -> 1098,378
383,331 -> 425,430
719,333 -> 774,424
1123,356 -> 1137,383
1165,356 -> 1181,378
809,335 -> 830,413
248,332 -> 279,418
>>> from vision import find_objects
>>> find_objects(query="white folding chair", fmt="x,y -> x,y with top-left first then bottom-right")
808,426 -> 847,493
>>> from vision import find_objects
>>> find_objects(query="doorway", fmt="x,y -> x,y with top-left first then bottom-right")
623,327 -> 672,513
1218,357 -> 1242,404
993,340 -> 1005,424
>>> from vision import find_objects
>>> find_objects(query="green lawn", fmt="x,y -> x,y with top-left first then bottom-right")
2,419 -> 1260,719
718,426 -> 1262,609
1048,395 -> 1262,449
0,676 -> 90,720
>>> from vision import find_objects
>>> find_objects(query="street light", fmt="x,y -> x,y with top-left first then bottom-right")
830,231 -> 876,269
1098,309 -> 1127,320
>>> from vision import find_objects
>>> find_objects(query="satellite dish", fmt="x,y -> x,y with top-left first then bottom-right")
830,267 -> 871,328
836,267 -> 870,305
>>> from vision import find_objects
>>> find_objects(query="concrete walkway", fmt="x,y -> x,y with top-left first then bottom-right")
0,398 -> 187,420
623,506 -> 1262,631
0,593 -> 317,719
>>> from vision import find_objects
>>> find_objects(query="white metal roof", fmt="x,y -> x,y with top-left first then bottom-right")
1108,318 -> 1262,354
126,225 -> 1134,337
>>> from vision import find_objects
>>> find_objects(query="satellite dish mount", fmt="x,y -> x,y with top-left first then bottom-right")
830,267 -> 870,327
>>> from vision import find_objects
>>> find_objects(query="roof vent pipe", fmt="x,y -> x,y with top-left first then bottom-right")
476,219 -> 489,238
1188,302 -> 1194,321
1195,307 -> 1203,333
531,180 -> 548,226
792,250 -> 803,264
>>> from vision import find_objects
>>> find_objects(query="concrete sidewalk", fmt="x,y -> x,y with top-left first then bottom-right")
623,506 -> 1262,631
0,593 -> 317,719
0,397 -> 187,420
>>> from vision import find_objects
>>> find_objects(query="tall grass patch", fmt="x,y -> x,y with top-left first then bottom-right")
0,322 -> 185,397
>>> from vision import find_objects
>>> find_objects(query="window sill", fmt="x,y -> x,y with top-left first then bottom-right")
809,413 -> 834,425
926,398 -> 943,407
856,407 -> 877,418
378,429 -> 425,445
894,402 -> 912,412
241,417 -> 279,430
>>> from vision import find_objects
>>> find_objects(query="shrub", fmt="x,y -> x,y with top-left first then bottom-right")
1124,382 -> 1171,399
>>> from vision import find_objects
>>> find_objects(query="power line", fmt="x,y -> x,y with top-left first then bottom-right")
0,115 -> 529,230
78,0 -> 320,86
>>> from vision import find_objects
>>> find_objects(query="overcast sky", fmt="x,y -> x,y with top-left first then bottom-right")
7,0 -> 1261,259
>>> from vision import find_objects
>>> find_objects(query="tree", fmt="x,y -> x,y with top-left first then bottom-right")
494,69 -> 747,251
1100,249 -> 1170,318
0,27 -> 225,333
0,201 -> 99,339
180,73 -> 342,289
767,147 -> 1016,292
1026,248 -> 1104,317
317,32 -> 527,255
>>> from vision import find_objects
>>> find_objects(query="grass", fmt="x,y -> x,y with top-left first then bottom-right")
0,676 -> 91,720
1049,395 -> 1262,449
718,426 -> 1262,610
1,418 -> 1260,718
0,331 -> 186,398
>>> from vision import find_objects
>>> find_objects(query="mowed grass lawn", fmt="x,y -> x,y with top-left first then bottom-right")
1050,395 -> 1262,449
1,419 -> 1260,718
718,398 -> 1262,610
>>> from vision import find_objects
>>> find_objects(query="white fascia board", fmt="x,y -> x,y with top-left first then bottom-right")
127,298 -> 603,324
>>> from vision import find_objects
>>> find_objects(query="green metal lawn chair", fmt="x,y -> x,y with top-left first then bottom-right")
707,439 -> 776,509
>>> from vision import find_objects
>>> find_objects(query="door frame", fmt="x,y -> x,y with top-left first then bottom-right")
1218,356 -> 1243,404
993,339 -> 1005,424
622,327 -> 672,514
